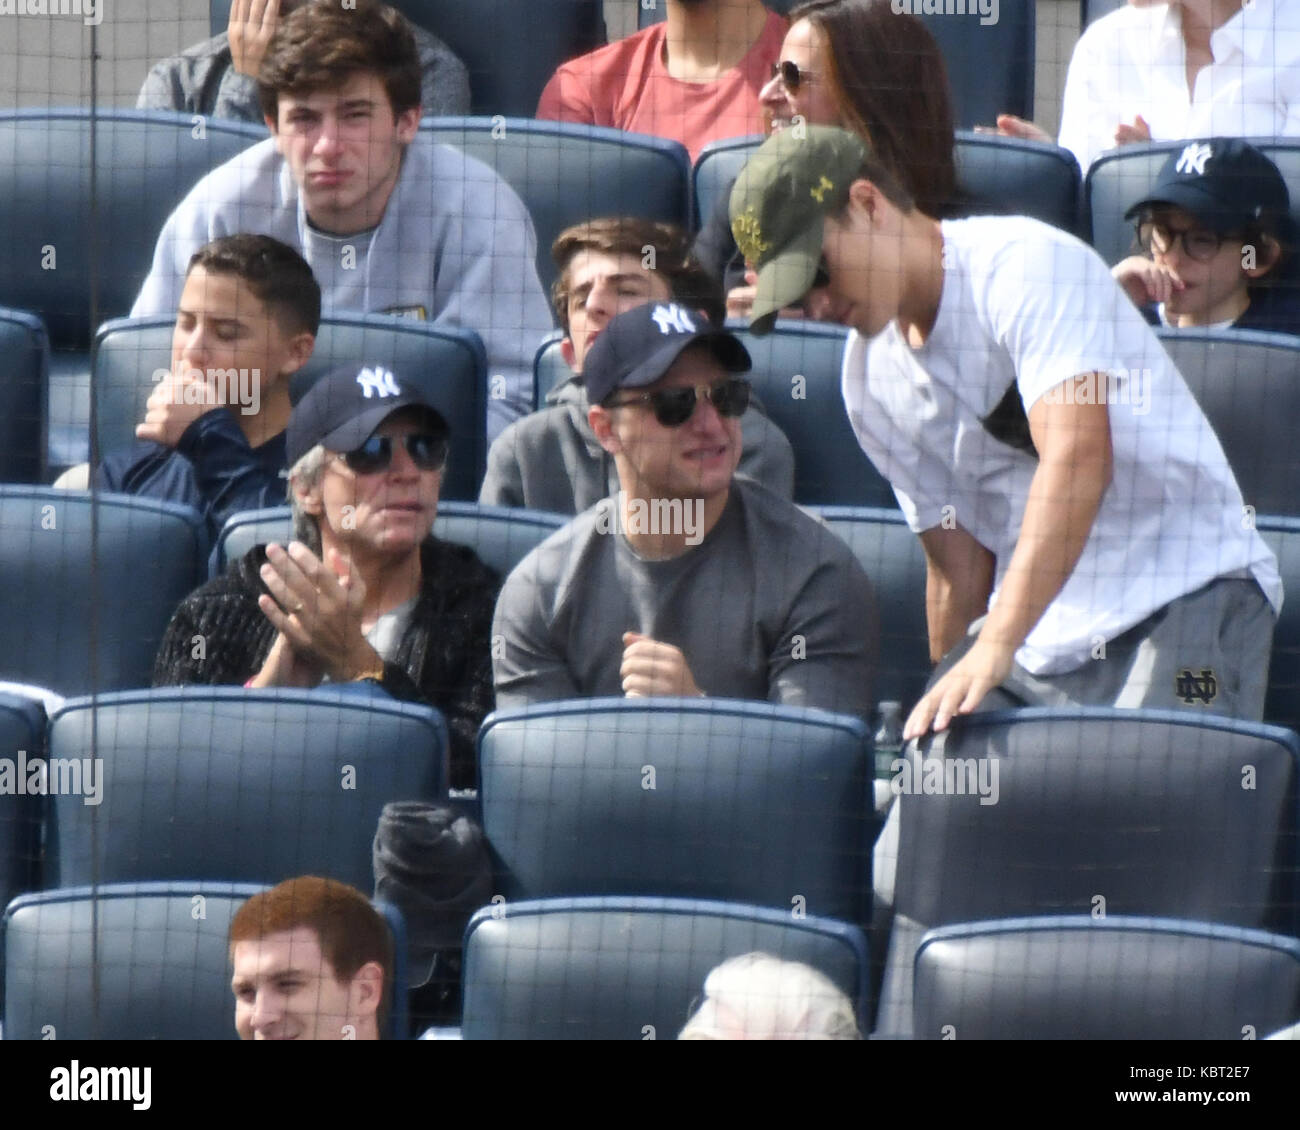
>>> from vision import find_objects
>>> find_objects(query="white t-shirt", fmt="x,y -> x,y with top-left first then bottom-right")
842,215 -> 1281,676
1058,0 -> 1300,172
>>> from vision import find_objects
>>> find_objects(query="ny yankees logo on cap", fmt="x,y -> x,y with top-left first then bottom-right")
356,366 -> 401,398
1175,142 -> 1213,177
650,303 -> 697,336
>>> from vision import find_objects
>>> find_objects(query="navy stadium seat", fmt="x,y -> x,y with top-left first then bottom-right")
0,307 -> 48,483
93,313 -> 488,501
479,699 -> 876,924
212,0 -> 606,117
877,708 -> 1300,1036
45,687 -> 447,893
913,915 -> 1300,1040
460,895 -> 871,1039
1256,516 -> 1300,733
0,110 -> 267,469
420,118 -> 691,294
4,881 -> 410,1039
694,131 -> 1081,236
0,693 -> 47,941
812,507 -> 930,712
1157,328 -> 1300,520
4,881 -> 266,1040
0,488 -> 207,695
212,500 -> 565,577
532,329 -> 571,409
727,320 -> 896,507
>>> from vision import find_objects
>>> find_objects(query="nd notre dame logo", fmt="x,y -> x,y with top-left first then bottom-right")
1174,667 -> 1218,705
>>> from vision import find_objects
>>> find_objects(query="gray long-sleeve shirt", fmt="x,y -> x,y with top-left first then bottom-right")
493,477 -> 878,719
136,28 -> 471,123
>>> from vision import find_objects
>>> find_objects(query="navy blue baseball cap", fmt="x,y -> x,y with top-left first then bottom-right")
582,301 -> 752,406
1125,138 -> 1293,236
286,364 -> 448,466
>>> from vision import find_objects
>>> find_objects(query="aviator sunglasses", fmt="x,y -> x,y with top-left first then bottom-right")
607,377 -> 752,427
341,433 -> 447,474
771,59 -> 817,93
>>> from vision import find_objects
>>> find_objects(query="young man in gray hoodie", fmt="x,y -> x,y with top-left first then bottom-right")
479,217 -> 795,513
132,0 -> 552,442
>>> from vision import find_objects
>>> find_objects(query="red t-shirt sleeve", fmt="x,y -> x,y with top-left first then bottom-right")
536,62 -> 596,123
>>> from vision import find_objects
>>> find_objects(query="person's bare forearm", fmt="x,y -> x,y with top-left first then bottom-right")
921,525 -> 995,663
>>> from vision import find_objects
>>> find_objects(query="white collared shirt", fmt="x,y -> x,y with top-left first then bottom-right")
1058,0 -> 1300,172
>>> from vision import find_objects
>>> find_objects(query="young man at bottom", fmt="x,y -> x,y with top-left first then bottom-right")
492,300 -> 876,719
229,876 -> 392,1041
730,125 -> 1280,738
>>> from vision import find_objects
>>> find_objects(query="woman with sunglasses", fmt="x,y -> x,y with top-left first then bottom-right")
153,363 -> 500,789
694,0 -> 958,316
1110,138 -> 1300,334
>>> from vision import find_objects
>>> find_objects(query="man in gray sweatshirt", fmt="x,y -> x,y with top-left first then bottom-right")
132,0 -> 552,442
479,217 -> 795,512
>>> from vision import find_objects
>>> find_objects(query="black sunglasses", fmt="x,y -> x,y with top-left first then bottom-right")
770,59 -> 816,92
341,433 -> 447,474
608,378 -> 751,427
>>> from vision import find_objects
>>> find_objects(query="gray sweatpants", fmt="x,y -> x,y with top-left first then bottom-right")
929,575 -> 1275,721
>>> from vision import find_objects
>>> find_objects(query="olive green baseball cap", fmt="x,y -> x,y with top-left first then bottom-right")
729,125 -> 867,335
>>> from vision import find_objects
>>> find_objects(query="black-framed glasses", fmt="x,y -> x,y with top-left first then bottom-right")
770,59 -> 816,92
341,433 -> 447,474
1136,218 -> 1236,263
608,378 -> 751,427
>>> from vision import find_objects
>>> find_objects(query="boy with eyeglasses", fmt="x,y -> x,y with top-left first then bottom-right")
154,363 -> 499,788
1111,138 -> 1300,334
492,300 -> 877,716
731,125 -> 1280,736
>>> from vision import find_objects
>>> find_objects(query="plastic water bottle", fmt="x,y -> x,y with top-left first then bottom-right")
873,701 -> 904,780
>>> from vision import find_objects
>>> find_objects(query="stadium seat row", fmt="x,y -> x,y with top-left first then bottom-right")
4,701 -> 1298,1037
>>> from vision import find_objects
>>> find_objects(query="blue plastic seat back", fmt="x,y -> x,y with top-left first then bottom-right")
421,118 -> 690,294
4,881 -> 266,1040
0,110 -> 266,349
0,487 -> 207,695
1156,328 -> 1300,520
45,688 -> 447,892
914,915 -> 1300,1040
461,895 -> 871,1040
212,500 -> 564,577
814,507 -> 930,712
0,307 -> 48,482
480,699 -> 876,924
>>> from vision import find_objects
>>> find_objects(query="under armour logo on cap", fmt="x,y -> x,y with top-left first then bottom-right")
650,303 -> 697,335
1175,142 -> 1213,177
356,366 -> 401,398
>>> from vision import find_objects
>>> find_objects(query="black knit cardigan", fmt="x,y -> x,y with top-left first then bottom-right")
152,538 -> 500,789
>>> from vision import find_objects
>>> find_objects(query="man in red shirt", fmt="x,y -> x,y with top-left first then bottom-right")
537,0 -> 786,161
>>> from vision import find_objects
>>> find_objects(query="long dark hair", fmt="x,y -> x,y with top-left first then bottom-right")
790,0 -> 958,218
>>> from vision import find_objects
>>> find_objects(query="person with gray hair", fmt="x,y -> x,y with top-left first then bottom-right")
153,363 -> 499,788
678,952 -> 861,1040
